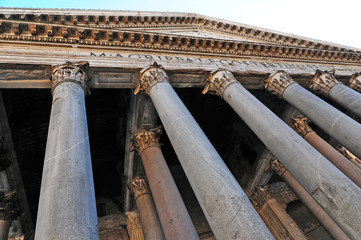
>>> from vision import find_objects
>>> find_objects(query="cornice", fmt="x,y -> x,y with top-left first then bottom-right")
1,19 -> 361,64
0,9 -> 359,55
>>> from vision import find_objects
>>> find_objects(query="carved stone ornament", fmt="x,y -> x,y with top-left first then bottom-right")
290,115 -> 314,138
336,145 -> 361,165
125,211 -> 144,240
268,158 -> 287,177
134,62 -> 169,95
251,185 -> 272,207
51,61 -> 90,95
131,126 -> 162,154
0,136 -> 11,171
128,175 -> 151,200
202,70 -> 238,97
264,71 -> 295,97
349,73 -> 361,93
309,70 -> 341,96
0,190 -> 21,222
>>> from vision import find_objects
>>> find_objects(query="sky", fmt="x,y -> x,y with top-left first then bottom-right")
0,0 -> 360,49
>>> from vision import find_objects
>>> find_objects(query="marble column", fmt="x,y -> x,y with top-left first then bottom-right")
291,115 -> 361,188
309,70 -> 361,118
135,63 -> 273,240
0,191 -> 20,240
128,175 -> 165,240
265,71 -> 361,158
35,62 -> 98,240
131,127 -> 198,240
252,186 -> 307,240
268,159 -> 350,240
203,70 -> 361,239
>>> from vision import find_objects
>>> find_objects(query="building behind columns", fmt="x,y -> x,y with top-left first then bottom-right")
0,7 -> 360,240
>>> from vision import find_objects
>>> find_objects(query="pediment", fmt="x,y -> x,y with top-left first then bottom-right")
0,7 -> 361,65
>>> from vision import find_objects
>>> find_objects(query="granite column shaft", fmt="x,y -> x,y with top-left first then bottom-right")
135,64 -> 274,240
35,62 -> 98,240
203,70 -> 361,239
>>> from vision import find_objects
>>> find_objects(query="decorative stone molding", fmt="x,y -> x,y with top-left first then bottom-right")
135,63 -> 169,95
0,18 -> 360,63
264,71 -> 295,97
309,70 -> 341,96
128,175 -> 151,200
125,211 -> 144,240
252,185 -> 272,207
349,73 -> 361,92
268,158 -> 287,177
0,190 -> 21,222
51,61 -> 90,95
203,70 -> 238,97
0,136 -> 11,171
131,126 -> 162,154
290,115 -> 314,138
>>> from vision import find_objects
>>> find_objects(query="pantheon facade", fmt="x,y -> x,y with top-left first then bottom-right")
0,7 -> 360,240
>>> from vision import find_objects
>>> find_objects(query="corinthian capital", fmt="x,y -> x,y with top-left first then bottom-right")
51,61 -> 90,95
291,115 -> 314,138
252,185 -> 272,207
135,63 -> 169,95
131,126 -> 162,154
203,70 -> 238,97
268,158 -> 287,177
349,73 -> 361,92
309,70 -> 341,96
128,175 -> 151,200
264,71 -> 295,97
0,190 -> 21,222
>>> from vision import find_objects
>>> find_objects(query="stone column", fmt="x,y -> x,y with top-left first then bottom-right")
135,63 -> 273,240
35,62 -> 98,240
252,186 -> 307,240
131,127 -> 198,240
268,159 -> 350,240
129,175 -> 165,240
309,70 -> 361,118
0,191 -> 20,240
265,71 -> 361,159
203,70 -> 361,239
291,115 -> 361,188
126,211 -> 144,240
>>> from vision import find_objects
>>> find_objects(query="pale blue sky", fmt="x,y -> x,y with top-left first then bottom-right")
1,0 -> 360,49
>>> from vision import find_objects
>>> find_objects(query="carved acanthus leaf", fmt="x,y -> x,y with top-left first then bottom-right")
291,115 -> 314,138
203,70 -> 238,97
252,185 -> 272,207
51,61 -> 90,95
309,70 -> 341,95
268,158 -> 287,177
128,175 -> 151,200
264,71 -> 295,97
349,73 -> 361,93
0,190 -> 21,222
131,126 -> 162,154
135,63 -> 169,95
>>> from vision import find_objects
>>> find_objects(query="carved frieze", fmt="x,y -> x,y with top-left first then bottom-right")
0,190 -> 21,222
131,126 -> 162,154
203,70 -> 238,97
135,63 -> 169,95
309,70 -> 341,95
51,61 -> 90,95
264,71 -> 295,97
268,158 -> 287,177
291,115 -> 314,138
128,175 -> 151,200
349,73 -> 361,93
